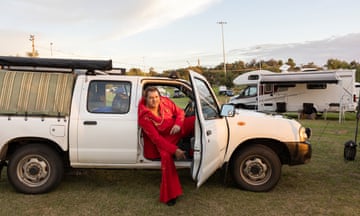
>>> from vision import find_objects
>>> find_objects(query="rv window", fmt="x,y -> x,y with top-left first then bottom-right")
307,83 -> 327,89
276,84 -> 296,92
277,87 -> 288,92
276,84 -> 296,88
248,75 -> 259,80
264,84 -> 273,93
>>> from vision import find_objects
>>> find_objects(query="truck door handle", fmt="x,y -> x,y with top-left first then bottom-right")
206,130 -> 212,136
83,121 -> 97,125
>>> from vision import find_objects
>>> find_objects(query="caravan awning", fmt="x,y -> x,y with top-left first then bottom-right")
260,71 -> 340,84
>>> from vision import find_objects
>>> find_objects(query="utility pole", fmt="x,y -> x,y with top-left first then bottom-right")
50,42 -> 53,56
217,21 -> 227,76
29,35 -> 35,57
142,56 -> 146,73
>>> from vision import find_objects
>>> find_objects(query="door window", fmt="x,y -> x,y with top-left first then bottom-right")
87,81 -> 131,114
193,78 -> 219,120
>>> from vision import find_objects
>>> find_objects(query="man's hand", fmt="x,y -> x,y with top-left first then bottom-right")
175,148 -> 186,160
170,125 -> 181,135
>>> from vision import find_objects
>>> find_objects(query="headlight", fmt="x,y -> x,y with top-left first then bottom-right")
299,127 -> 311,142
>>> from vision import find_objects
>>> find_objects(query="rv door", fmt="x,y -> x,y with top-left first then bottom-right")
189,71 -> 229,187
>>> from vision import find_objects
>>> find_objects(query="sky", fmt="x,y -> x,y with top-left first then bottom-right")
1,0 -> 360,71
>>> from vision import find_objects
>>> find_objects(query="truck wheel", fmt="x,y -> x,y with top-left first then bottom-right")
7,144 -> 64,194
231,144 -> 281,192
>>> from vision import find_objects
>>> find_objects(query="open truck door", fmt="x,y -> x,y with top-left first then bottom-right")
189,71 -> 229,187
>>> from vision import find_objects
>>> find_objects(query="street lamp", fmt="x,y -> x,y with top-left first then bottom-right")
217,21 -> 227,76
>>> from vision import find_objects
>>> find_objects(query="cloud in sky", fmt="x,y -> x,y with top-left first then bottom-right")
2,0 -> 360,71
1,0 -> 222,68
3,0 -> 221,40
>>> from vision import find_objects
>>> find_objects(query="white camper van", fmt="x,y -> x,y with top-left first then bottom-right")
229,69 -> 358,116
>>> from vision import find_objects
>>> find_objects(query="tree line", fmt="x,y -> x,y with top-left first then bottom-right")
113,58 -> 360,88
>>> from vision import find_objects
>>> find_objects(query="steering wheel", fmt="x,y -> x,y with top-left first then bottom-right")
184,100 -> 195,116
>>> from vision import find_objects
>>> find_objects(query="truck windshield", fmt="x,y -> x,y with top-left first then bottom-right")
241,86 -> 257,97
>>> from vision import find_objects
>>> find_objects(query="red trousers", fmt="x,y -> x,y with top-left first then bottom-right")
143,116 -> 195,203
159,149 -> 182,203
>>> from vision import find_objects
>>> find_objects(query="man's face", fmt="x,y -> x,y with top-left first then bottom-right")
146,90 -> 160,109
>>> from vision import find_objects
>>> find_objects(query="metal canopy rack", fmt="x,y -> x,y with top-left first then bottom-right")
0,56 -> 113,72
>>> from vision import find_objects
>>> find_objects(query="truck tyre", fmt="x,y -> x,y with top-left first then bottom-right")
231,144 -> 281,192
7,144 -> 64,194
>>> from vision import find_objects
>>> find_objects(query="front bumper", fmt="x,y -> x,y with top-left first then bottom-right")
286,141 -> 312,165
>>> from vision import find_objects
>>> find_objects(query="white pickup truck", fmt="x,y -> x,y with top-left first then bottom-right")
0,56 -> 312,194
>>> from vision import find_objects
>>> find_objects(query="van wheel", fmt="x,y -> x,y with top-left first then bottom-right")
7,144 -> 64,194
231,145 -> 281,192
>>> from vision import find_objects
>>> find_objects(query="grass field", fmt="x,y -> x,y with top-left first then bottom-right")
1,113 -> 360,215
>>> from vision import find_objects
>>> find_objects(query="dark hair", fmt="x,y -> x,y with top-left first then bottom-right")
143,86 -> 161,99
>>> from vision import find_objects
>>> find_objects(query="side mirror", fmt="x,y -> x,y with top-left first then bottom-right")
220,104 -> 235,117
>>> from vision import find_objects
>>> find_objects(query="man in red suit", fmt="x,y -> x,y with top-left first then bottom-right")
138,86 -> 195,206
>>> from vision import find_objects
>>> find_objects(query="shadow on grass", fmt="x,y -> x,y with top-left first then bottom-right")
1,118 -> 360,215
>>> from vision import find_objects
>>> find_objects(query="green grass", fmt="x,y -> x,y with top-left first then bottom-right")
172,94 -> 230,109
1,117 -> 360,215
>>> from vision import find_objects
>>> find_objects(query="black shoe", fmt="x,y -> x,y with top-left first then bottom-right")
166,198 -> 177,206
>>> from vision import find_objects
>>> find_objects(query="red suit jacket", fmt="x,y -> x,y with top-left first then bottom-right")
138,96 -> 185,159
138,96 -> 195,203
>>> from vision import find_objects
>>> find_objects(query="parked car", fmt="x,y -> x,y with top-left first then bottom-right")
225,89 -> 234,96
173,88 -> 184,98
219,85 -> 227,95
